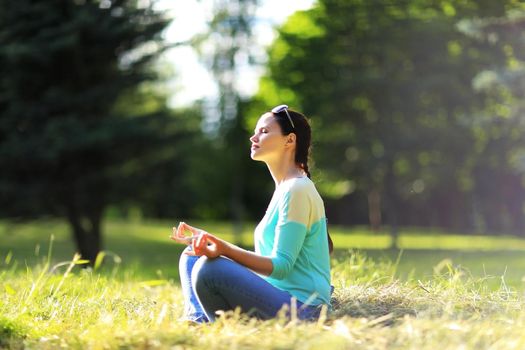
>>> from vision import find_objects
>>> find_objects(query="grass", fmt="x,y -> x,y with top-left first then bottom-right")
1,219 -> 525,349
2,219 -> 524,286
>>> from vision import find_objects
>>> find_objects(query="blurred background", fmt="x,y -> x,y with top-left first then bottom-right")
2,0 -> 525,269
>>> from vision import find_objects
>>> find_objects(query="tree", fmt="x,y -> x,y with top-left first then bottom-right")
457,12 -> 525,234
256,0 -> 519,238
0,0 -> 172,262
193,0 -> 268,242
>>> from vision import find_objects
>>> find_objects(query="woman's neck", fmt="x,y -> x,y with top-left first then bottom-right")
266,155 -> 305,187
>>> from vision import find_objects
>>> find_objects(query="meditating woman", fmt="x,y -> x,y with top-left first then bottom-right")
171,105 -> 332,323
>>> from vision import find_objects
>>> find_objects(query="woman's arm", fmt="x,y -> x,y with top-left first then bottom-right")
173,222 -> 273,276
197,233 -> 274,276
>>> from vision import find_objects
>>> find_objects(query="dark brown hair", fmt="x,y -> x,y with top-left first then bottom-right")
272,109 -> 312,178
272,108 -> 334,254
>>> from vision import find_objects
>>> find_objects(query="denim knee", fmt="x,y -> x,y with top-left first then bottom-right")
178,251 -> 210,324
191,256 -> 219,292
178,246 -> 189,266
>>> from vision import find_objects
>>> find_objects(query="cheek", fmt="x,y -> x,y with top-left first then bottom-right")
262,136 -> 277,147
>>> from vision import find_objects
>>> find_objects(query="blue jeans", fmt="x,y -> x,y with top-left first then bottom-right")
179,247 -> 322,323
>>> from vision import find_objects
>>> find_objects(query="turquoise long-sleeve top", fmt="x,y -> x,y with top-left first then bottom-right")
254,177 -> 331,307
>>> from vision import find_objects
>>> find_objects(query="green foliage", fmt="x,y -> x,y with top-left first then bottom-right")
256,0 -> 525,235
192,0 -> 273,227
0,0 -> 186,261
458,12 -> 525,233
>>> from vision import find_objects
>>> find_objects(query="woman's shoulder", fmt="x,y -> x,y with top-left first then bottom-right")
281,176 -> 308,188
280,177 -> 318,196
280,177 -> 326,220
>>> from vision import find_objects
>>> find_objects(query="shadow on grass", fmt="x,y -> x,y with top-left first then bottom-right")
0,317 -> 25,349
329,283 -> 418,326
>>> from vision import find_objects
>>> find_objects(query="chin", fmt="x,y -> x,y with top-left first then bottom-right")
250,152 -> 263,161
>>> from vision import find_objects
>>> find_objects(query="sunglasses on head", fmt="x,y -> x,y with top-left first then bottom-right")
271,104 -> 295,129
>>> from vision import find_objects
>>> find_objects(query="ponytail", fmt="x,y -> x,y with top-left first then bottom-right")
301,162 -> 311,179
326,219 -> 334,255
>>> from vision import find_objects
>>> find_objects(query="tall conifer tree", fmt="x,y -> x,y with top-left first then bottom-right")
0,0 -> 170,262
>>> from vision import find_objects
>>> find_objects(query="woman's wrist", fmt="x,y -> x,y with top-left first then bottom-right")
221,239 -> 235,257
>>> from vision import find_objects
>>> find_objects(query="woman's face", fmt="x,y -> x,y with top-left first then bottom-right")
249,113 -> 289,162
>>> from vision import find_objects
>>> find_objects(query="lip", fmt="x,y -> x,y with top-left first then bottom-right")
251,144 -> 259,150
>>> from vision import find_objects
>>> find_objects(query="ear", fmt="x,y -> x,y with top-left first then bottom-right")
286,133 -> 296,146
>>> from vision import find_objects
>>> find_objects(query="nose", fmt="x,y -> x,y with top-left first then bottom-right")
250,133 -> 258,143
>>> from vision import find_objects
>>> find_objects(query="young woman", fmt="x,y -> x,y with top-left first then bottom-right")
171,105 -> 332,323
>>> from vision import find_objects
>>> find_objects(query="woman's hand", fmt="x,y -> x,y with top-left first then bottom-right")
188,232 -> 230,259
172,222 -> 273,275
170,222 -> 229,259
170,221 -> 202,245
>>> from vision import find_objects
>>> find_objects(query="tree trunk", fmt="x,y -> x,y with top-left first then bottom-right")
368,189 -> 382,231
231,174 -> 244,246
384,163 -> 399,249
229,102 -> 247,247
66,205 -> 103,266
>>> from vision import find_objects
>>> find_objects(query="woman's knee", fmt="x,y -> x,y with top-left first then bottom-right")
191,257 -> 230,291
178,247 -> 199,275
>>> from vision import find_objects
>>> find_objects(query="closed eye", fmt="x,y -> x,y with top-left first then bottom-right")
254,127 -> 269,134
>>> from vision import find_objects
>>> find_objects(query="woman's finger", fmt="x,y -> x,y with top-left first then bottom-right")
203,233 -> 219,244
172,226 -> 183,240
197,233 -> 211,255
176,222 -> 188,238
192,233 -> 204,254
198,233 -> 208,249
170,224 -> 188,243
181,222 -> 204,237
170,235 -> 192,245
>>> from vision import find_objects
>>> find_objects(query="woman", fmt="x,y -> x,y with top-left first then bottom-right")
171,105 -> 332,323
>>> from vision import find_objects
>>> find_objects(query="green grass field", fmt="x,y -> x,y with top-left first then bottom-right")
1,219 -> 524,349
3,219 -> 524,287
